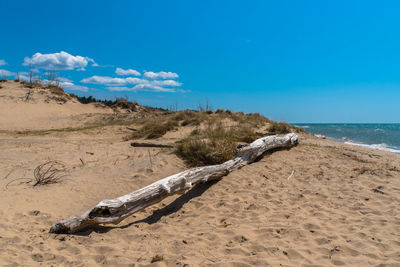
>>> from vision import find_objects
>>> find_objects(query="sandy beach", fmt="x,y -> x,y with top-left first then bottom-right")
1,81 -> 400,266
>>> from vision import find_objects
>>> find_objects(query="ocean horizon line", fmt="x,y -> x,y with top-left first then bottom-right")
292,122 -> 400,124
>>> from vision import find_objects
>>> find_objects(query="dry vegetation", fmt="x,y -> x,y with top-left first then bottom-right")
69,95 -> 140,112
11,78 -> 303,167
268,121 -> 293,134
130,116 -> 179,139
127,109 -> 303,166
21,80 -> 68,96
18,78 -> 140,112
33,161 -> 67,187
0,78 -> 7,89
175,123 -> 258,166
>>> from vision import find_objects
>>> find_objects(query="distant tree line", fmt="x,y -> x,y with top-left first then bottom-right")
69,94 -> 138,111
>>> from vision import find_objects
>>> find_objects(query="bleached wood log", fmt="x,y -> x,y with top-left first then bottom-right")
49,133 -> 299,234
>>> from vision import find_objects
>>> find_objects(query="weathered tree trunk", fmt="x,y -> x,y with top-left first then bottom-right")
50,133 -> 299,234
131,142 -> 173,148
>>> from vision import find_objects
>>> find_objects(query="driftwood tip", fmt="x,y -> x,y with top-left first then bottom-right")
288,133 -> 300,145
49,223 -> 69,234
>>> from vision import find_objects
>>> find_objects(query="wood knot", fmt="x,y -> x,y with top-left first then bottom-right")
89,207 -> 112,218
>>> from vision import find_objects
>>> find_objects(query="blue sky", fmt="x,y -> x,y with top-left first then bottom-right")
1,0 -> 400,123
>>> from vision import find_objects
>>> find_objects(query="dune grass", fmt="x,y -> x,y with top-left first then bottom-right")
269,121 -> 305,134
175,121 -> 263,167
130,118 -> 179,139
128,110 -> 207,139
46,85 -> 67,96
10,80 -> 302,166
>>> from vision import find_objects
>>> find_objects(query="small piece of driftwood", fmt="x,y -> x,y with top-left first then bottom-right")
50,133 -> 299,234
131,142 -> 173,148
126,126 -> 137,131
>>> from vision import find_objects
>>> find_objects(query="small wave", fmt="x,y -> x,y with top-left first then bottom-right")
295,125 -> 309,129
344,141 -> 400,154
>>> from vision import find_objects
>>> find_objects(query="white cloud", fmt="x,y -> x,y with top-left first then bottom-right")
19,75 -> 29,81
133,84 -> 175,92
0,69 -> 15,77
23,51 -> 97,70
107,84 -> 175,92
19,71 -> 29,76
107,86 -> 131,91
115,67 -> 140,76
144,71 -> 179,79
43,77 -> 89,92
0,59 -> 7,66
82,73 -> 182,93
81,76 -> 140,85
22,68 -> 40,74
40,78 -> 89,92
57,77 -> 73,83
152,79 -> 182,87
81,75 -> 182,87
60,81 -> 89,92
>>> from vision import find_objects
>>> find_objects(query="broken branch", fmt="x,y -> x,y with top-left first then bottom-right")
131,142 -> 173,148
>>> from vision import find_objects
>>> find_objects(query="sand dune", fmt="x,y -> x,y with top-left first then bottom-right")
0,81 -> 116,131
1,81 -> 399,266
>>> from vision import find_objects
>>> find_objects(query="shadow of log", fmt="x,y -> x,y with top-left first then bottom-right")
76,179 -> 221,235
131,179 -> 220,225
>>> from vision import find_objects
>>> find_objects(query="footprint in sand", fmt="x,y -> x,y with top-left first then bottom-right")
95,245 -> 114,255
31,253 -> 56,262
283,249 -> 306,261
64,245 -> 82,255
303,223 -> 321,233
93,254 -> 107,264
315,237 -> 332,245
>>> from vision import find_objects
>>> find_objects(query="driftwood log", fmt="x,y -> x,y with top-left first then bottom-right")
49,133 -> 299,234
131,142 -> 173,148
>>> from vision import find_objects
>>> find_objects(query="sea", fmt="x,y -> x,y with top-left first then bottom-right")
294,123 -> 400,154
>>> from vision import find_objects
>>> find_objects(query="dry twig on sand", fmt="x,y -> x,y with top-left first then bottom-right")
5,178 -> 32,190
131,142 -> 173,148
33,161 -> 67,186
4,169 -> 16,180
126,126 -> 137,131
148,150 -> 153,168
287,170 -> 295,180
